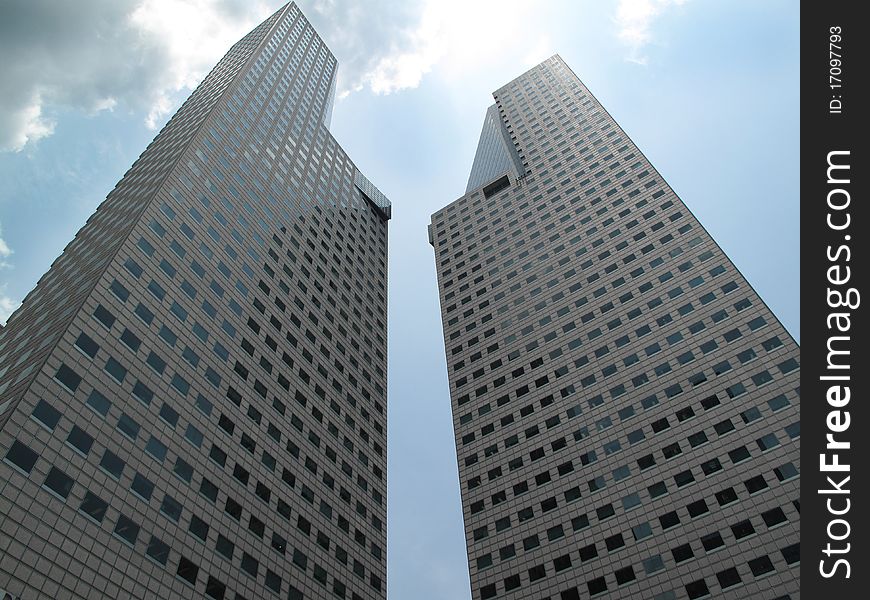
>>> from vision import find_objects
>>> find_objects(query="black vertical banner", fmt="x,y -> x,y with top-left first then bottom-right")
802,3 -> 868,598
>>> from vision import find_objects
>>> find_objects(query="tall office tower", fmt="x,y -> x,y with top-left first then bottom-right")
0,3 -> 390,600
429,56 -> 799,600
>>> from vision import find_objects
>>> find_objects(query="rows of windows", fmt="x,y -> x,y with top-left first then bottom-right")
4,436 -> 379,600
1,5 -> 392,600
78,226 -> 386,594
432,56 -> 799,600
470,452 -> 799,574
479,537 -> 799,600
457,326 -> 789,431
462,376 -> 798,519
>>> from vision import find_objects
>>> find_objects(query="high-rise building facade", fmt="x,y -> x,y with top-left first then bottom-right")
430,56 -> 799,600
0,4 -> 389,600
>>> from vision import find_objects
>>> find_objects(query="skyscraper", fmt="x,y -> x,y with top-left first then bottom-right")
430,56 -> 799,600
0,4 -> 389,600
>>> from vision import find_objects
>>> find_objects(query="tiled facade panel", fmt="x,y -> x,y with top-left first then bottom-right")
0,3 -> 389,600
430,56 -> 799,600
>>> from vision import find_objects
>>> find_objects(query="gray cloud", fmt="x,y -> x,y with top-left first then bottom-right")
304,0 -> 422,96
0,0 -> 271,152
0,0 -> 509,152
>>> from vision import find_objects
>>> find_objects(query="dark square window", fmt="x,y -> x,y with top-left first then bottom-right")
660,510 -> 680,529
114,514 -> 140,546
104,357 -> 127,382
145,436 -> 167,462
55,364 -> 82,392
131,472 -> 154,500
615,566 -> 636,585
75,332 -> 99,358
116,413 -> 140,440
32,400 -> 62,430
672,543 -> 694,563
775,462 -> 799,481
572,514 -> 590,531
160,494 -> 183,522
579,543 -> 598,562
292,548 -> 308,570
121,329 -> 141,351
745,474 -> 769,494
781,543 -> 800,564
674,470 -> 695,487
4,440 -> 38,473
225,497 -> 242,520
85,390 -> 111,416
685,579 -> 710,599
528,563 -> 546,582
173,458 -> 193,483
596,503 -> 615,520
731,519 -> 756,539
265,570 -> 281,593
132,381 -> 153,405
249,515 -> 265,538
78,491 -> 108,522
638,453 -> 656,470
605,533 -> 625,551
729,445 -> 751,464
210,444 -> 227,467
716,567 -> 742,589
205,576 -> 226,600
216,534 -> 234,559
762,507 -> 788,528
643,555 -> 665,574
159,403 -> 179,427
189,515 -> 209,541
146,535 -> 170,566
748,555 -> 775,576
687,499 -> 709,518
99,450 -> 124,479
241,552 -> 259,577
272,532 -> 287,554
93,305 -> 116,328
588,577 -> 607,596
547,524 -> 564,540
701,532 -> 725,551
176,556 -> 199,585
701,458 -> 722,475
648,481 -> 668,499
715,487 -> 738,506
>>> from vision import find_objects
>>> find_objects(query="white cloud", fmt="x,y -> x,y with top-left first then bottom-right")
0,291 -> 19,326
309,0 -> 541,97
614,0 -> 689,64
130,0 -> 273,128
0,224 -> 12,270
0,223 -> 17,325
0,0 -> 272,152
0,0 -> 561,151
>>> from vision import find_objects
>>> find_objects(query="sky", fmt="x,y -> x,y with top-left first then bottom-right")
0,1 -> 799,598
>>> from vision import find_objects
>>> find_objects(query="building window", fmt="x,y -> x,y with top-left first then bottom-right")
4,440 -> 39,474
43,467 -> 74,499
32,400 -> 62,430
114,514 -> 140,546
145,536 -> 170,566
176,556 -> 199,585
